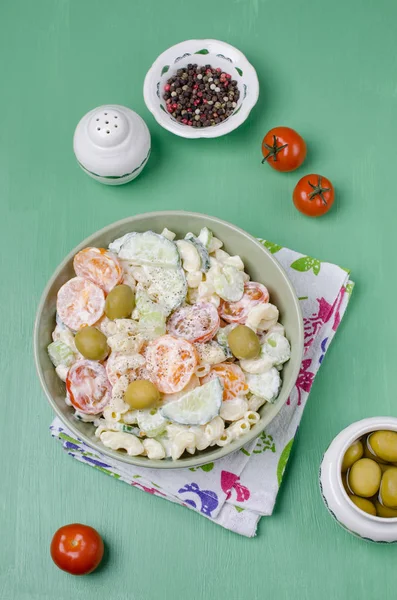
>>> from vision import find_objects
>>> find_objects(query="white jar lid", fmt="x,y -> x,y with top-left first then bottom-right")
73,104 -> 151,185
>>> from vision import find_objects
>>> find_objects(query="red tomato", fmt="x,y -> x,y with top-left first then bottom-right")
219,282 -> 269,324
66,360 -> 112,414
293,174 -> 335,217
167,302 -> 220,343
146,335 -> 198,394
261,127 -> 306,172
50,524 -> 104,576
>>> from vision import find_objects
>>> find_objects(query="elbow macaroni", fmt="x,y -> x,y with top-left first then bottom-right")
100,431 -> 144,456
246,303 -> 279,332
143,438 -> 166,459
220,397 -> 249,422
187,271 -> 203,288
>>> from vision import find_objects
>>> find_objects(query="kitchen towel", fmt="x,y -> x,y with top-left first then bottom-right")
51,239 -> 354,537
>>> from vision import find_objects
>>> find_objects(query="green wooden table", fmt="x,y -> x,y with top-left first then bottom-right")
2,0 -> 397,598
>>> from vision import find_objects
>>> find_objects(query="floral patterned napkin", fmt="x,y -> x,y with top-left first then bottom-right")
50,240 -> 354,537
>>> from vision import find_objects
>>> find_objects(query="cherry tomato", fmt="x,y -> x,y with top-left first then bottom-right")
146,335 -> 198,394
219,282 -> 269,324
202,363 -> 248,401
50,524 -> 104,576
261,127 -> 306,172
167,302 -> 220,343
56,277 -> 105,331
66,360 -> 112,414
74,247 -> 123,294
293,174 -> 335,217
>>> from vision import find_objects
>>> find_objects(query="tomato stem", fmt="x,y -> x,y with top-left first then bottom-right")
262,135 -> 288,163
308,176 -> 331,206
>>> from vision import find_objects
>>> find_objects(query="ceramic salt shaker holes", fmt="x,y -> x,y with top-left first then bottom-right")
320,417 -> 397,543
73,105 -> 151,185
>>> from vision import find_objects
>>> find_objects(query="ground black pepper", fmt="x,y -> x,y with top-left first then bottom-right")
163,64 -> 240,127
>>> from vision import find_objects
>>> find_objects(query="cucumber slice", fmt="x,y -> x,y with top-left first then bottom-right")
138,312 -> 167,340
117,231 -> 180,268
135,287 -> 166,316
160,378 -> 223,425
144,266 -> 187,314
198,227 -> 213,250
213,265 -> 245,302
48,340 -> 75,368
135,287 -> 167,338
245,367 -> 281,403
215,325 -> 235,358
185,233 -> 210,272
137,408 -> 168,437
108,233 -> 134,255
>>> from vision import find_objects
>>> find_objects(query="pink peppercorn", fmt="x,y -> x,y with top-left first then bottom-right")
216,67 -> 221,73
164,84 -> 171,92
203,98 -> 208,103
226,73 -> 231,79
197,91 -> 203,97
188,121 -> 193,126
224,81 -> 229,87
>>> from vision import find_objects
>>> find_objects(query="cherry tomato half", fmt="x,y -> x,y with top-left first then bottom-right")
261,127 -> 306,172
293,174 -> 335,217
50,524 -> 104,576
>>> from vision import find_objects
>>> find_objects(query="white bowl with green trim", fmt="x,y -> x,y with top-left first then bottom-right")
143,39 -> 259,139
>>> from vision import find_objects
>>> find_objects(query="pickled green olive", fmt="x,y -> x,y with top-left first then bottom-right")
348,458 -> 382,498
363,440 -> 387,464
227,325 -> 261,360
368,430 -> 397,463
348,495 -> 377,516
105,284 -> 135,320
75,326 -> 109,361
342,440 -> 364,472
375,500 -> 397,518
124,380 -> 160,410
379,467 -> 397,508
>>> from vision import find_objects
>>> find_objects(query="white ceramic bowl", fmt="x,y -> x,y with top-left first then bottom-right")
143,39 -> 259,139
320,417 -> 397,543
34,211 -> 303,469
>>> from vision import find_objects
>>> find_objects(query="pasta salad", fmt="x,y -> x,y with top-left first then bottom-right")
48,227 -> 291,461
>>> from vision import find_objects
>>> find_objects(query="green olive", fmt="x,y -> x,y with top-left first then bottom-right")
375,500 -> 397,518
75,326 -> 109,360
124,379 -> 160,410
105,284 -> 135,320
348,458 -> 382,498
368,430 -> 397,463
227,325 -> 261,360
379,467 -> 397,508
348,495 -> 377,516
363,438 -> 388,463
342,440 -> 364,472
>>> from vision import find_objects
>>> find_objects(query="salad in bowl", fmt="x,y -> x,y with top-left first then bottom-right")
47,225 -> 291,462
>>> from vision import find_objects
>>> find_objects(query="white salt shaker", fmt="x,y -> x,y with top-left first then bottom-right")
73,104 -> 151,185
320,416 -> 397,543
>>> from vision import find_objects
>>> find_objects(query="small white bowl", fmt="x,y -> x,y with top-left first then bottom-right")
143,39 -> 259,139
320,417 -> 397,543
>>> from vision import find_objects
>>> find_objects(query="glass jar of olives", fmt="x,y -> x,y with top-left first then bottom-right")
320,417 -> 397,543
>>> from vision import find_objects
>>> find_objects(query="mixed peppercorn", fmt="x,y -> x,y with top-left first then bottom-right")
163,64 -> 240,127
